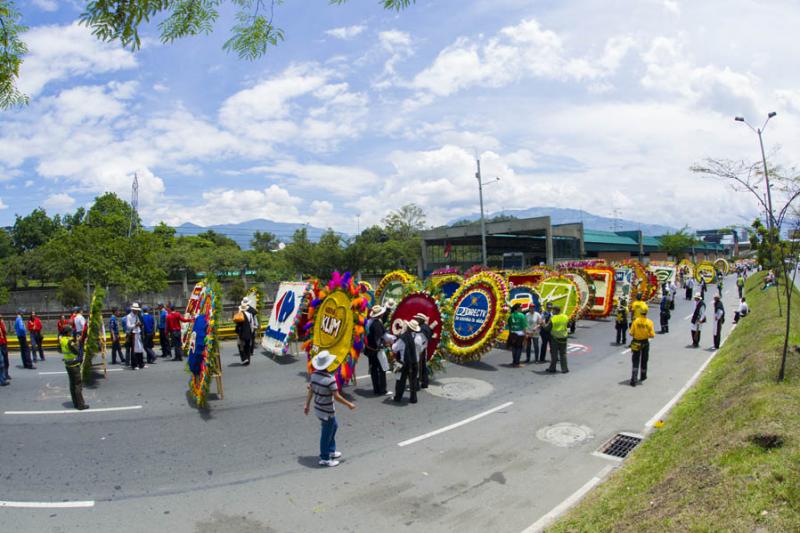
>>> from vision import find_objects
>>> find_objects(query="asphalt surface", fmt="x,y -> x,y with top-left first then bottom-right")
0,277 -> 741,533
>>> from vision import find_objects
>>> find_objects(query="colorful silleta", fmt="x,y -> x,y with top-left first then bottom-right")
184,280 -> 221,408
304,272 -> 368,389
375,270 -> 417,308
445,271 -> 510,361
262,281 -> 311,356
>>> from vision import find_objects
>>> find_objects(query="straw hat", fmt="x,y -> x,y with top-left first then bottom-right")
370,305 -> 387,318
131,303 -> 141,311
413,312 -> 428,323
311,350 -> 336,371
407,319 -> 421,332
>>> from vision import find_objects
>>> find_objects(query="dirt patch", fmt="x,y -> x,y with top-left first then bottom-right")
749,433 -> 784,450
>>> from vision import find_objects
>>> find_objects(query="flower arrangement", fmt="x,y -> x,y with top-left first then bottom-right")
445,270 -> 510,361
538,274 -> 583,322
184,279 -> 221,408
375,269 -> 418,305
303,271 -> 368,389
425,272 -> 464,300
585,265 -> 617,318
81,286 -> 107,383
558,267 -> 597,320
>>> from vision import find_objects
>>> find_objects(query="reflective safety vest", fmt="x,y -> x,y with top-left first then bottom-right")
60,336 -> 78,363
551,314 -> 569,339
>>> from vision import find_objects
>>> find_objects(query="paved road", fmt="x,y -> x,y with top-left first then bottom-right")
0,278 -> 740,533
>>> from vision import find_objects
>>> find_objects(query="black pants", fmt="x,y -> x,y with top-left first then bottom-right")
691,329 -> 701,347
31,333 -> 45,360
1,345 -> 9,379
631,340 -> 649,381
144,333 -> 156,363
395,362 -> 418,403
525,336 -> 539,362
660,313 -> 669,333
65,362 -> 86,409
18,335 -> 32,368
418,354 -> 428,388
539,333 -> 552,362
713,321 -> 722,349
615,324 -> 627,344
124,335 -> 132,363
548,338 -> 568,372
685,287 -> 692,300
365,349 -> 387,394
510,334 -> 524,365
239,337 -> 253,362
111,339 -> 124,364
170,331 -> 184,360
159,328 -> 171,357
131,351 -> 144,369
738,286 -> 743,298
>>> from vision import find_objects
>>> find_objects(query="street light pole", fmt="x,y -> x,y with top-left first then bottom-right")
735,112 -> 777,231
476,158 -> 487,267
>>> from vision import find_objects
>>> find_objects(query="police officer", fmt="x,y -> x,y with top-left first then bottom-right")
614,299 -> 629,345
60,326 -> 88,410
628,307 -> 655,387
546,306 -> 569,374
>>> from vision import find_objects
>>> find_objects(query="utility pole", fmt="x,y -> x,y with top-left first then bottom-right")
476,158 -> 487,267
735,112 -> 777,232
129,172 -> 139,238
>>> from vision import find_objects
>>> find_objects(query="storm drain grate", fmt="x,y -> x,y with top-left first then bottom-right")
598,433 -> 643,459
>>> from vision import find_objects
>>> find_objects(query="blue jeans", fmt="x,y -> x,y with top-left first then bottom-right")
319,416 -> 338,461
1,345 -> 9,379
0,347 -> 6,385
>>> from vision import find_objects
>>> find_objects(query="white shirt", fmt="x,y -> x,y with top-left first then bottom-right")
414,331 -> 428,361
526,311 -> 542,336
73,313 -> 86,334
739,302 -> 749,314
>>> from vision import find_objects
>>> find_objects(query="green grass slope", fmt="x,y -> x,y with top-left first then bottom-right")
551,271 -> 800,532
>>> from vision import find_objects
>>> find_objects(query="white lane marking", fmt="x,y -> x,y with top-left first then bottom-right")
398,401 -> 513,447
683,314 -> 692,320
0,500 -> 95,509
521,465 -> 615,533
356,370 -> 390,381
39,369 -> 124,376
619,348 -> 631,355
644,320 -> 737,432
4,405 -> 142,415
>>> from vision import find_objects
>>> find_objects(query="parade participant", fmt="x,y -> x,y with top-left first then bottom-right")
659,296 -> 671,334
700,278 -> 707,299
712,295 -> 725,349
690,294 -> 706,348
736,275 -> 744,298
507,303 -> 528,368
166,303 -> 191,361
121,306 -> 131,363
669,281 -> 678,310
717,277 -> 724,297
524,304 -> 542,364
614,300 -> 629,345
628,307 -> 655,387
73,307 -> 86,357
733,297 -> 749,323
28,311 -> 45,362
15,310 -> 33,369
109,307 -> 124,364
142,306 -> 157,364
0,316 -> 11,382
364,305 -> 389,395
539,303 -> 553,363
304,350 -> 356,468
546,306 -> 569,374
60,326 -> 88,410
56,314 -> 68,339
684,277 -> 694,300
631,293 -> 648,319
413,312 -> 433,389
157,303 -> 171,358
392,320 -> 419,404
125,303 -> 145,369
234,303 -> 258,366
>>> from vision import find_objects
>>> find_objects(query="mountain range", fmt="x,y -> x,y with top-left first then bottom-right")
171,219 -> 331,249
449,207 -> 677,236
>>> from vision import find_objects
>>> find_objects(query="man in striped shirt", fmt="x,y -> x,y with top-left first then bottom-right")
304,351 -> 356,467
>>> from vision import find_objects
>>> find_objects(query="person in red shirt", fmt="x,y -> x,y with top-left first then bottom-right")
166,303 -> 191,361
0,315 -> 10,384
28,311 -> 45,362
57,315 -> 69,339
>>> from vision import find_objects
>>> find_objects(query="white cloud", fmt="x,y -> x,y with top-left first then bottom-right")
31,0 -> 58,11
43,192 -> 76,211
24,180 -> 34,188
18,22 -> 137,98
246,160 -> 380,192
0,197 -> 6,209
326,25 -> 366,40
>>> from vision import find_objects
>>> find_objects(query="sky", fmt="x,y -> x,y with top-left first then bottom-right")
1,0 -> 800,235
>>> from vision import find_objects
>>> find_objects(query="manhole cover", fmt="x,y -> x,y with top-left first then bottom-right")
537,423 -> 595,447
426,377 -> 494,400
595,433 -> 643,459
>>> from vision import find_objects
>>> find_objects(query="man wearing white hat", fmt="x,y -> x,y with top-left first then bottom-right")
413,313 -> 433,390
235,301 -> 258,366
364,305 -> 389,395
392,320 -> 419,404
125,303 -> 145,369
689,293 -> 706,348
304,351 -> 356,467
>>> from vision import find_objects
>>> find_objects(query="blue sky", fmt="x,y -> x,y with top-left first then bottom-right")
1,0 -> 800,234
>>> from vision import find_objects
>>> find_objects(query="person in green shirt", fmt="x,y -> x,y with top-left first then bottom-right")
546,306 -> 570,374
507,304 -> 528,367
60,326 -> 88,411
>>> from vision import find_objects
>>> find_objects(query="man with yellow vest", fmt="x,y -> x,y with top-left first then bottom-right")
60,326 -> 89,410
628,306 -> 655,387
546,306 -> 570,374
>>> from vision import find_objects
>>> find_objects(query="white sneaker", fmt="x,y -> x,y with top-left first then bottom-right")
318,459 -> 340,467
331,451 -> 342,459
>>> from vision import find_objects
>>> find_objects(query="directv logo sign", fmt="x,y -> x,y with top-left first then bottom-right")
266,290 -> 297,342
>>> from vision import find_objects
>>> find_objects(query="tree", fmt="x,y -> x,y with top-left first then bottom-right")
658,227 -> 701,261
1,0 -> 416,109
85,192 -> 139,237
57,276 -> 86,307
0,228 -> 14,260
382,203 -> 427,239
197,230 -> 240,249
11,208 -> 59,252
250,230 -> 279,253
